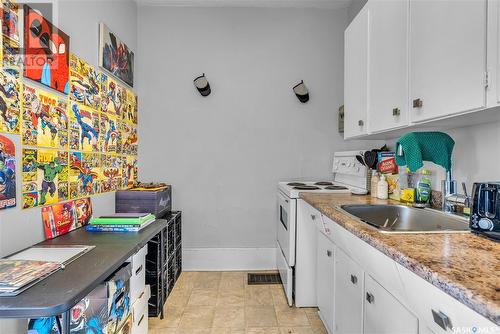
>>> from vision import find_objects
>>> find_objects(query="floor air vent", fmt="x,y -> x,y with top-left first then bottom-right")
247,273 -> 282,285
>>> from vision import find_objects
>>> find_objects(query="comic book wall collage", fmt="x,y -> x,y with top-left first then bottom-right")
0,0 -> 139,210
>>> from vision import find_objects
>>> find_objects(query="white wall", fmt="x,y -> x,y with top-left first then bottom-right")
0,1 -> 137,332
137,6 -> 370,269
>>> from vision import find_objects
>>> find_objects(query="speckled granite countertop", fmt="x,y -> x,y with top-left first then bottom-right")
299,193 -> 500,325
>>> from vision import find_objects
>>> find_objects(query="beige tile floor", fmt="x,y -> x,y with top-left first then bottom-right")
149,271 -> 328,334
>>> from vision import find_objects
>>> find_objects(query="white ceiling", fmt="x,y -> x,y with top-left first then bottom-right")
135,0 -> 353,9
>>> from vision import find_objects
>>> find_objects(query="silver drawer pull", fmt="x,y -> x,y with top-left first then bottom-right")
358,120 -> 364,126
413,98 -> 423,108
135,264 -> 143,276
350,274 -> 358,285
392,108 -> 401,116
432,309 -> 451,330
366,292 -> 374,304
137,314 -> 145,326
326,250 -> 333,257
311,214 -> 316,220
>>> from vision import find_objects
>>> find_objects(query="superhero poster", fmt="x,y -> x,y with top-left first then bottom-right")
23,5 -> 70,94
0,67 -> 21,134
101,154 -> 122,193
2,1 -> 19,46
100,72 -> 125,117
99,112 -> 120,154
22,84 -> 69,149
0,135 -> 16,210
21,148 -> 68,209
120,121 -> 137,156
69,151 -> 101,199
99,23 -> 134,87
69,53 -> 100,110
122,88 -> 137,124
120,155 -> 137,189
41,197 -> 92,239
69,102 -> 99,152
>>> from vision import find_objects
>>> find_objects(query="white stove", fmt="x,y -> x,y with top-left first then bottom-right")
276,150 -> 370,307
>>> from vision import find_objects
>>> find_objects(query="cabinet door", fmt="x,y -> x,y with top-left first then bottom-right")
409,0 -> 487,122
316,231 -> 335,333
344,5 -> 369,138
334,248 -> 364,334
368,0 -> 409,133
364,274 -> 418,334
487,0 -> 500,107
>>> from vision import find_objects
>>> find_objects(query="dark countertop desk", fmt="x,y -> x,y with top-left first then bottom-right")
0,216 -> 173,320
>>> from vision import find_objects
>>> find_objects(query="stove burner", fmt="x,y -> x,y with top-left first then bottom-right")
287,182 -> 306,186
324,185 -> 349,190
315,181 -> 334,186
294,185 -> 321,190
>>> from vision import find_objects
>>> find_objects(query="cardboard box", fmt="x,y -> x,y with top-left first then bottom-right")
106,263 -> 132,334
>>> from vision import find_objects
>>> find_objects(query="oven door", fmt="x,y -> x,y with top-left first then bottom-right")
277,244 -> 293,306
277,191 -> 296,266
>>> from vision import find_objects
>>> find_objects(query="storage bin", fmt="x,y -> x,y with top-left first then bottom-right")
116,186 -> 171,218
131,285 -> 150,334
128,245 -> 147,305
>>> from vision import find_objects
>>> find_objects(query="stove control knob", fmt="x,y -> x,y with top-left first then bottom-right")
478,218 -> 494,231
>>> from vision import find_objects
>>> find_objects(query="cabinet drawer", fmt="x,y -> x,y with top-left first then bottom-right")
131,285 -> 150,334
397,263 -> 497,333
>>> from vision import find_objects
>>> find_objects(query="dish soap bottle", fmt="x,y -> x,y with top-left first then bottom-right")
415,169 -> 432,205
377,174 -> 389,200
371,171 -> 379,198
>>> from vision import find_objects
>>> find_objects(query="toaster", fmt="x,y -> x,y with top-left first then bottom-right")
470,182 -> 500,232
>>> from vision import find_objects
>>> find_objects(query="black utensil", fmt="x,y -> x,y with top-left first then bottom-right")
356,155 -> 366,166
364,150 -> 377,169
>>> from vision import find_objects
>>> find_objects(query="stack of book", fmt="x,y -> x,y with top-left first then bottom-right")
86,213 -> 156,232
0,259 -> 62,296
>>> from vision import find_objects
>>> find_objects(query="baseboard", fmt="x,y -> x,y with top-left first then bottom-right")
182,247 -> 277,271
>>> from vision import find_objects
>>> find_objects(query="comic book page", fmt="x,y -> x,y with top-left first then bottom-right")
68,102 -> 99,152
69,151 -> 101,199
21,148 -> 68,209
120,121 -> 137,156
69,53 -> 100,111
3,37 -> 20,68
22,85 -> 69,149
100,72 -> 126,117
74,197 -> 92,226
99,112 -> 120,154
101,154 -> 122,193
122,89 -> 137,124
0,134 -> 15,209
0,67 -> 20,134
120,155 -> 137,189
2,1 -> 19,46
41,200 -> 77,239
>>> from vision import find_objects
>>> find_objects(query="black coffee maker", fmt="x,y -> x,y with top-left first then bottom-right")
470,183 -> 500,236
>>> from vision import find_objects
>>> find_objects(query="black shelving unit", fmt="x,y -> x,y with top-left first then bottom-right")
146,211 -> 182,318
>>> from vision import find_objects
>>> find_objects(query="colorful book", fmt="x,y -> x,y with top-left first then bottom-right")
90,213 -> 155,226
0,259 -> 62,295
86,218 -> 155,232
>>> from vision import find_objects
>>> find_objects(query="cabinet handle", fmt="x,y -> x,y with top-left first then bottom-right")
413,98 -> 423,108
135,264 -> 143,276
366,292 -> 374,304
432,309 -> 452,330
358,120 -> 364,126
392,108 -> 401,116
137,314 -> 145,326
285,199 -> 289,203
350,274 -> 358,285
326,250 -> 333,257
311,214 -> 316,220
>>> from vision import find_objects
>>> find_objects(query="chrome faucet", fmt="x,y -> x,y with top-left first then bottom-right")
442,171 -> 471,215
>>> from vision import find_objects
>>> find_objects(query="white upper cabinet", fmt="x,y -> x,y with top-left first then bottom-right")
368,0 -> 409,133
409,0 -> 487,122
344,6 -> 369,139
487,0 -> 500,107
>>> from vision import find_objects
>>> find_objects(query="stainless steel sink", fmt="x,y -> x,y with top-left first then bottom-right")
340,204 -> 470,233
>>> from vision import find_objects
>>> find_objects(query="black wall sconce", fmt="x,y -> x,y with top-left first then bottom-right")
293,80 -> 309,103
194,73 -> 211,97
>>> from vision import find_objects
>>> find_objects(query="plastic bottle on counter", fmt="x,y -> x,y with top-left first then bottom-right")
377,174 -> 389,200
370,171 -> 379,198
415,169 -> 432,205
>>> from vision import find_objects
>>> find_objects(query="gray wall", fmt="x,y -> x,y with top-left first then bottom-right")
347,0 -> 368,24
0,1 -> 137,332
137,6 -> 369,252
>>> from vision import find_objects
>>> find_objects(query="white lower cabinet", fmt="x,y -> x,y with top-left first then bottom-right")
364,274 -> 419,334
334,248 -> 364,334
316,230 -> 335,334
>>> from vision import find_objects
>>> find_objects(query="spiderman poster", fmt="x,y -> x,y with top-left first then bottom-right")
99,23 -> 134,87
23,5 -> 70,94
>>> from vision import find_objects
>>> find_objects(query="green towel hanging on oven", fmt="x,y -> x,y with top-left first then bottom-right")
395,132 -> 455,172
